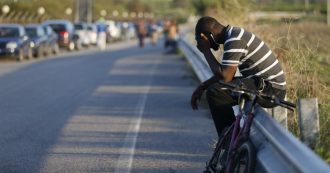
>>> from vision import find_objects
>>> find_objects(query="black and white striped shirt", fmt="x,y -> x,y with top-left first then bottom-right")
221,26 -> 286,90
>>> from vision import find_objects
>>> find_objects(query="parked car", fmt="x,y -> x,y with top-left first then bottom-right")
120,22 -> 136,40
42,25 -> 59,55
25,24 -> 48,58
0,24 -> 32,61
100,20 -> 121,42
86,23 -> 98,45
43,20 -> 77,51
73,23 -> 91,47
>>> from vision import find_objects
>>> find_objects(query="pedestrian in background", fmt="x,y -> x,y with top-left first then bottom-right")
97,23 -> 107,50
166,19 -> 179,54
149,19 -> 159,46
163,19 -> 171,48
136,19 -> 147,47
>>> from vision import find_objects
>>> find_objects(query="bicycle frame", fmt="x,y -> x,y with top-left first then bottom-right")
204,80 -> 295,173
225,94 -> 258,173
205,93 -> 258,173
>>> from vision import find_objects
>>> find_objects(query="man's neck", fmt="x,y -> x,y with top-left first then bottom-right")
218,25 -> 229,44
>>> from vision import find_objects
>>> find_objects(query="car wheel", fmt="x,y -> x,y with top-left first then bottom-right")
42,45 -> 48,57
68,42 -> 75,51
75,41 -> 82,51
53,43 -> 59,55
27,47 -> 33,60
36,47 -> 43,58
45,46 -> 52,57
16,48 -> 24,61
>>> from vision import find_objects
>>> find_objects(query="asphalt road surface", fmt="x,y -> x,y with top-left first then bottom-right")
0,40 -> 216,173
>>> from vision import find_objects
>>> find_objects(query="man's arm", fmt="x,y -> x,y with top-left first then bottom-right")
201,49 -> 222,78
197,33 -> 222,78
191,33 -> 237,110
197,33 -> 237,83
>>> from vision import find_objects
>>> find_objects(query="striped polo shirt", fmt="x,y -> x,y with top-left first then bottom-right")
221,26 -> 286,90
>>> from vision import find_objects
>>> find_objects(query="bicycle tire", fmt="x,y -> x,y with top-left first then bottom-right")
210,127 -> 232,173
231,140 -> 256,173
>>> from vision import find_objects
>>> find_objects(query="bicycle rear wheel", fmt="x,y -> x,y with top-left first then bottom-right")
231,140 -> 255,173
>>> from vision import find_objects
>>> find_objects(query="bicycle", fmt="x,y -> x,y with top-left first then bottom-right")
203,80 -> 296,173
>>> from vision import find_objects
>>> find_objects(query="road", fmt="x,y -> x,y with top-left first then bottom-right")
0,40 -> 216,173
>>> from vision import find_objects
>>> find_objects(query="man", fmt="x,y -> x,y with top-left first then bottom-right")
191,16 -> 286,137
136,19 -> 147,47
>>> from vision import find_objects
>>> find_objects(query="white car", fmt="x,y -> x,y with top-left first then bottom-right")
73,23 -> 91,46
104,20 -> 121,42
87,24 -> 98,45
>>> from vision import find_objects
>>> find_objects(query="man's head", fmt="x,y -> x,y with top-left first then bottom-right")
195,16 -> 225,50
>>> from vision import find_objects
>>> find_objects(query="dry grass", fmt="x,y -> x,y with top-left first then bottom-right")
248,21 -> 330,162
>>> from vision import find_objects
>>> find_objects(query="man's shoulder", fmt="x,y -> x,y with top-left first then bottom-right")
226,26 -> 252,41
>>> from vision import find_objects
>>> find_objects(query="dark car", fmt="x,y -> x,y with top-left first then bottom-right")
0,24 -> 32,61
42,25 -> 59,55
25,24 -> 48,58
43,20 -> 78,51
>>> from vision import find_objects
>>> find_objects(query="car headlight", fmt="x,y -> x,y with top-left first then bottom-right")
30,41 -> 35,48
6,42 -> 18,49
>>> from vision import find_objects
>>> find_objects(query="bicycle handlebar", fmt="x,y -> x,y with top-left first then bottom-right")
218,80 -> 296,111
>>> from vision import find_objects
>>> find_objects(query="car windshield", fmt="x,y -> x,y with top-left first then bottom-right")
25,28 -> 38,37
48,24 -> 66,32
0,27 -> 19,38
74,24 -> 83,30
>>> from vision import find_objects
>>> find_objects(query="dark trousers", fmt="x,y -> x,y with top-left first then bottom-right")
206,78 -> 286,137
138,34 -> 145,47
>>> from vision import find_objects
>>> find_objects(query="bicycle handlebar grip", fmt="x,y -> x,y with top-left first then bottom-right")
280,100 -> 296,108
279,102 -> 295,112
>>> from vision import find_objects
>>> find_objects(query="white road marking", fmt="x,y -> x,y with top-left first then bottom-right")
115,57 -> 159,173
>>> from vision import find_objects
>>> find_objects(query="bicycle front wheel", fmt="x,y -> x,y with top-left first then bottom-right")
209,127 -> 232,173
231,140 -> 255,173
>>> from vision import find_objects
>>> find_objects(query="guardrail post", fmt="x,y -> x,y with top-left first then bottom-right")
298,98 -> 320,149
265,96 -> 288,129
272,106 -> 288,129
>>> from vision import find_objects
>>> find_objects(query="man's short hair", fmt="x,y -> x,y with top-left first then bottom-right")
195,16 -> 220,35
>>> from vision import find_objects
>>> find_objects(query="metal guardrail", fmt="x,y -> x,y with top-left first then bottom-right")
178,35 -> 330,173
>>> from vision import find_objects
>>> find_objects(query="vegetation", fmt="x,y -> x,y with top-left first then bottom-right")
251,0 -> 327,13
0,0 -> 74,21
0,0 -> 195,23
254,22 -> 330,162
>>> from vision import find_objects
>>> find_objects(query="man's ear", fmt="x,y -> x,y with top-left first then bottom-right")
200,33 -> 209,41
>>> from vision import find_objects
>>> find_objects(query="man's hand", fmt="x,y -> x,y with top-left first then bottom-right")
191,84 -> 206,110
196,33 -> 211,53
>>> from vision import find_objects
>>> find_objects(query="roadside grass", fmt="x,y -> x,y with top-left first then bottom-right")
256,2 -> 327,13
250,21 -> 330,163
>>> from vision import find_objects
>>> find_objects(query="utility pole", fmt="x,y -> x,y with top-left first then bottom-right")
305,0 -> 309,11
74,0 -> 92,23
74,0 -> 80,22
328,0 -> 330,25
87,0 -> 92,23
